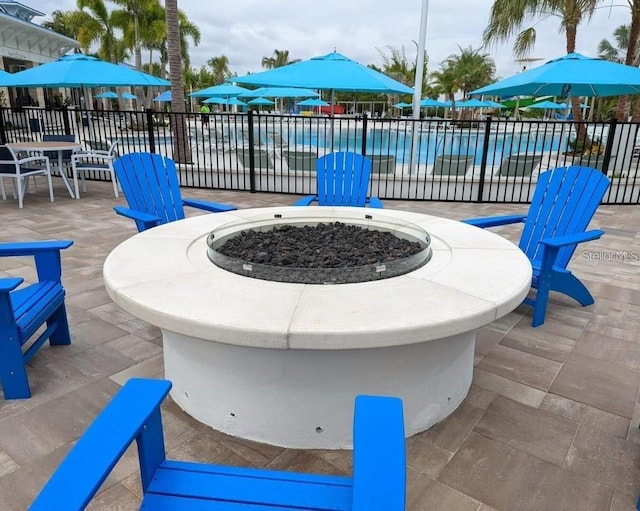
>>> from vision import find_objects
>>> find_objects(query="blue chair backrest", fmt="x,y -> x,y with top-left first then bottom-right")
0,145 -> 16,173
42,134 -> 75,160
113,152 -> 186,225
520,166 -> 610,269
316,152 -> 373,206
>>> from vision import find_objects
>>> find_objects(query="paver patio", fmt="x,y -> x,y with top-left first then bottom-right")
1,178 -> 639,510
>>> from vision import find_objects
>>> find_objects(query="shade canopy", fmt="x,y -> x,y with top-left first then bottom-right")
190,84 -> 249,98
154,90 -> 172,102
471,53 -> 640,98
94,91 -> 118,99
203,96 -> 247,106
483,100 -> 506,109
457,99 -> 490,108
238,86 -> 319,98
527,100 -> 567,110
247,97 -> 275,105
234,51 -> 413,94
298,98 -> 330,107
394,101 -> 412,108
0,53 -> 169,88
420,98 -> 449,108
122,92 -> 137,100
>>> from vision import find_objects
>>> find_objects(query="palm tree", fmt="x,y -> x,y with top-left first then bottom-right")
75,0 -> 120,62
111,0 -> 155,71
261,50 -> 299,69
431,47 -> 496,119
165,0 -> 190,164
598,25 -> 639,63
42,10 -> 83,40
483,0 -> 600,138
207,56 -> 232,85
377,45 -> 429,115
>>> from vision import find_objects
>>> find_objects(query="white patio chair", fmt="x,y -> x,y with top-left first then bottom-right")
70,140 -> 120,198
0,145 -> 53,208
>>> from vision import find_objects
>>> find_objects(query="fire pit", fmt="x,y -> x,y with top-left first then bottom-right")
207,212 -> 432,284
104,207 -> 531,449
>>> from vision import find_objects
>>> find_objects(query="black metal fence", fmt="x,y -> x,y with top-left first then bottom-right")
2,106 -> 639,205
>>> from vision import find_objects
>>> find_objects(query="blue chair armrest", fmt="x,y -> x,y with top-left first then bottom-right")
540,229 -> 604,248
31,379 -> 172,511
366,197 -> 384,209
462,214 -> 527,228
182,198 -> 237,213
352,395 -> 406,511
113,206 -> 162,230
293,195 -> 317,206
0,277 -> 24,293
0,241 -> 73,257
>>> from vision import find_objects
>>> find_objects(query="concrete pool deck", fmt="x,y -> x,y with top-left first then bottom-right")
1,178 -> 640,510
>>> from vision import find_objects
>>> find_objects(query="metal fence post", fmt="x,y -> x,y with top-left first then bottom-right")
145,108 -> 156,154
475,117 -> 492,202
247,110 -> 256,193
62,106 -> 71,135
0,108 -> 6,144
602,117 -> 617,175
361,113 -> 368,156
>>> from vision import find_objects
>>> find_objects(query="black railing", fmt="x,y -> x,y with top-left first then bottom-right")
2,106 -> 639,205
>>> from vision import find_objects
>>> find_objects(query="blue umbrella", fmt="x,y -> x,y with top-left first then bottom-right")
154,90 -> 172,102
0,53 -> 169,87
483,100 -> 506,109
94,91 -> 118,99
203,96 -> 246,106
190,84 -> 249,98
238,87 -> 319,98
420,98 -> 450,108
122,92 -> 137,100
527,100 -> 566,110
247,97 -> 275,105
297,98 -> 329,107
471,52 -> 640,98
394,101 -> 412,109
234,52 -> 413,94
457,99 -> 491,108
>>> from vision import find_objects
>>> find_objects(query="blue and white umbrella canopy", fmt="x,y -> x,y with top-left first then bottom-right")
483,100 -> 506,109
190,84 -> 249,98
238,87 -> 319,99
0,53 -> 169,87
234,52 -> 413,94
121,92 -> 137,100
527,100 -> 567,110
471,53 -> 640,98
394,101 -> 412,109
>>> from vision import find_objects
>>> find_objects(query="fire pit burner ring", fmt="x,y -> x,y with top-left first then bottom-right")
206,211 -> 432,284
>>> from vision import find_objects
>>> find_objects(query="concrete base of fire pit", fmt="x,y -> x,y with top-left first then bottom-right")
104,207 -> 531,449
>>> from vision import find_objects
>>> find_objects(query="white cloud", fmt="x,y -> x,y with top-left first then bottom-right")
39,0 -> 630,80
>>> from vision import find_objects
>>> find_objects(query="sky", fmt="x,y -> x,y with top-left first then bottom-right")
38,0 -> 631,82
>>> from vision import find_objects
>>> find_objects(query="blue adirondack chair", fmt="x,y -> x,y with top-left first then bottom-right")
113,152 -> 237,232
31,378 -> 406,511
0,240 -> 73,399
294,152 -> 383,208
463,166 -> 610,327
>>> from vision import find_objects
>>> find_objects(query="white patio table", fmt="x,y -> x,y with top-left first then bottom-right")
7,141 -> 82,199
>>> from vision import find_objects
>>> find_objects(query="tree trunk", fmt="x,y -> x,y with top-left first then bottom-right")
616,2 -> 640,120
165,0 -> 191,164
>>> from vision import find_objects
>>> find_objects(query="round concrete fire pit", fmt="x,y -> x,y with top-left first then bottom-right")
104,207 -> 531,449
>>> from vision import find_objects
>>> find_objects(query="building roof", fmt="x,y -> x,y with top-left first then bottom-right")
0,1 -> 79,63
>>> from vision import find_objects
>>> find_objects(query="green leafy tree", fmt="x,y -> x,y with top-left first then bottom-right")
261,50 -> 299,69
207,56 -> 232,85
74,0 -> 120,61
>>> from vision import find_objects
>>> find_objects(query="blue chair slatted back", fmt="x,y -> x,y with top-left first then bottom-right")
316,152 -> 373,207
42,134 -> 75,161
519,166 -> 610,270
114,152 -> 186,225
